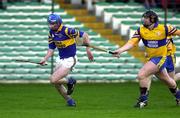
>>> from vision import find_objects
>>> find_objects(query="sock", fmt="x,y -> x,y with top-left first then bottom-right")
140,87 -> 148,96
169,87 -> 180,99
138,87 -> 148,102
169,87 -> 178,95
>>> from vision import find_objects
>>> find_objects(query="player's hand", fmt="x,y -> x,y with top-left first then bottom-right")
112,50 -> 120,58
86,48 -> 94,61
39,59 -> 47,66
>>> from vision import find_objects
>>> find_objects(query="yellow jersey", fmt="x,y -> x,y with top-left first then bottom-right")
167,36 -> 176,55
128,23 -> 177,59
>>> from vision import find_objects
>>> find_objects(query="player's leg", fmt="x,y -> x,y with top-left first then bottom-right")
175,73 -> 180,81
54,78 -> 70,100
147,54 -> 176,102
168,71 -> 175,79
155,70 -> 180,106
66,76 -> 77,95
147,76 -> 152,94
166,54 -> 176,79
54,81 -> 76,106
138,61 -> 159,88
168,54 -> 180,81
163,54 -> 180,104
51,65 -> 76,106
134,61 -> 159,108
50,56 -> 77,106
50,65 -> 70,84
54,56 -> 77,95
147,76 -> 152,95
166,54 -> 180,103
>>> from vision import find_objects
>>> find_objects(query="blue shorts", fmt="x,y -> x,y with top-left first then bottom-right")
166,54 -> 176,72
150,56 -> 166,71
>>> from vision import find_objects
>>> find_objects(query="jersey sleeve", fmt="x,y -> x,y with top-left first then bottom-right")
167,25 -> 177,35
131,28 -> 141,39
48,31 -> 56,49
127,37 -> 140,46
65,27 -> 84,38
128,28 -> 141,46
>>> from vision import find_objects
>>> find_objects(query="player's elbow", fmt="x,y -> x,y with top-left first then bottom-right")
82,32 -> 89,39
83,32 -> 90,44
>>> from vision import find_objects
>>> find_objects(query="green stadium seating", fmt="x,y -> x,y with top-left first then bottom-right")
5,64 -> 21,69
95,69 -> 111,74
4,53 -> 20,57
0,69 -> 14,74
111,69 -> 128,74
0,2 -> 147,82
128,70 -> 139,74
0,15 -> 12,19
86,64 -> 103,69
14,47 -> 30,52
76,64 -> 87,69
78,69 -> 96,74
4,75 -> 22,80
78,58 -> 90,63
36,75 -> 50,80
111,2 -> 125,6
13,69 -> 30,74
121,75 -> 136,80
0,47 -> 13,52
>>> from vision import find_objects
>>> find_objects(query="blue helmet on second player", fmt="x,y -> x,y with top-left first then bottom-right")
47,13 -> 62,30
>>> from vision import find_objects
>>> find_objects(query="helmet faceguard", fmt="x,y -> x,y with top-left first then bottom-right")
141,11 -> 158,28
47,14 -> 62,31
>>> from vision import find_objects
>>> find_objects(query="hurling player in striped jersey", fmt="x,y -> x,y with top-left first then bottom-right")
40,13 -> 94,107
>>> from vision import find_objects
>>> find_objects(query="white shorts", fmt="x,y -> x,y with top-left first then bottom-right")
55,56 -> 78,69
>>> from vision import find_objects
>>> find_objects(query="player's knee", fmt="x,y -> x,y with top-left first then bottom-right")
50,77 -> 58,84
50,79 -> 56,84
137,73 -> 146,80
168,79 -> 177,88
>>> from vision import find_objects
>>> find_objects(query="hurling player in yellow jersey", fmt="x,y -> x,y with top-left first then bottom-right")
39,14 -> 94,106
112,11 -> 180,108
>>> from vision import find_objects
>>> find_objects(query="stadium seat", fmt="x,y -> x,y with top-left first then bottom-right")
4,75 -> 22,80
95,2 -> 110,17
78,69 -> 96,74
95,69 -> 111,74
121,75 -> 136,80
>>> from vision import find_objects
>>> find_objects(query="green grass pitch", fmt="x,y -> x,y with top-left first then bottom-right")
0,82 -> 180,118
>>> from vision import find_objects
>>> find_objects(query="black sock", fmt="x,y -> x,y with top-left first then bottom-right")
169,87 -> 178,95
140,87 -> 148,96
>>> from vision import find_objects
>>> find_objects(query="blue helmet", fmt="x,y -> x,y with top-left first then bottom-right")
47,13 -> 62,25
